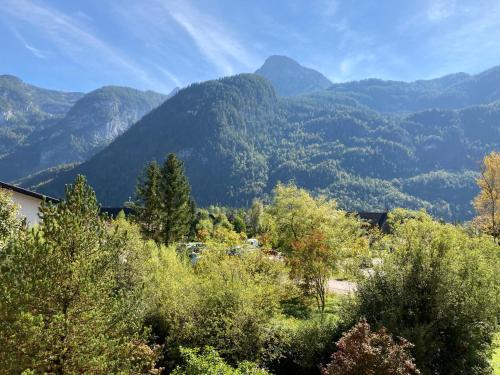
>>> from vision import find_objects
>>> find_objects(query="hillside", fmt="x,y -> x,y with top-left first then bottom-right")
0,75 -> 83,154
0,86 -> 168,181
329,66 -> 500,113
255,55 -> 332,96
35,73 -> 500,220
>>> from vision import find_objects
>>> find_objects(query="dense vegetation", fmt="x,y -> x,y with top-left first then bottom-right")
1,167 -> 498,374
35,68 -> 500,220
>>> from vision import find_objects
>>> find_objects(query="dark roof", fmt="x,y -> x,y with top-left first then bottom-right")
356,212 -> 388,227
0,181 -> 60,204
351,211 -> 389,232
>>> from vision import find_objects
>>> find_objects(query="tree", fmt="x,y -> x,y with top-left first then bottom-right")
351,210 -> 500,374
322,319 -> 420,375
161,153 -> 195,244
0,176 -> 159,373
0,188 -> 22,249
265,183 -> 368,312
474,151 -> 500,240
133,160 -> 163,242
290,230 -> 333,312
247,198 -> 264,237
134,153 -> 195,245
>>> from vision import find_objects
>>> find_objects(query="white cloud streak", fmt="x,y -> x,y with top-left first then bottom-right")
0,0 -> 173,91
10,27 -> 45,59
159,0 -> 259,76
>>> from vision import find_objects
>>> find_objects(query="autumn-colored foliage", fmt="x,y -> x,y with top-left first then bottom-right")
474,151 -> 500,240
322,319 -> 420,375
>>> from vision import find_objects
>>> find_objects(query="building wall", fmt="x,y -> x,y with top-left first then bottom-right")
11,191 -> 43,226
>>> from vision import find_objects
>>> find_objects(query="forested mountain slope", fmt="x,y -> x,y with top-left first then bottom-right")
0,86 -> 168,181
0,75 -> 83,155
329,66 -> 500,113
36,73 -> 500,220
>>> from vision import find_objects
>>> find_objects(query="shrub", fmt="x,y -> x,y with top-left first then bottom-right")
322,319 -> 419,375
350,210 -> 500,374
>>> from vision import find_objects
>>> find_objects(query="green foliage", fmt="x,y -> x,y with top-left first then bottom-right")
0,176 -> 159,373
0,188 -> 22,248
265,183 -> 368,311
38,73 -> 500,221
349,210 -> 500,374
143,243 -> 294,371
134,153 -> 195,245
172,346 -> 269,375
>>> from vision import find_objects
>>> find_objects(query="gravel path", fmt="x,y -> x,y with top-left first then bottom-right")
327,279 -> 358,295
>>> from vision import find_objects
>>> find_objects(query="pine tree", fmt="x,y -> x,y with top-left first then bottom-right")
161,153 -> 195,244
0,175 -> 159,373
133,160 -> 164,242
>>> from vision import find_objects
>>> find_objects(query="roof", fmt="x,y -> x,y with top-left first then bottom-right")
356,212 -> 388,227
0,181 -> 60,204
351,211 -> 389,232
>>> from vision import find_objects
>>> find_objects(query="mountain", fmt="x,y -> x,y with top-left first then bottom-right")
0,86 -> 169,181
329,66 -> 500,113
0,75 -> 83,154
35,73 -> 500,220
255,55 -> 332,96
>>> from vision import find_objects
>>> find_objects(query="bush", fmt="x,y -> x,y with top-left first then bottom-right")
349,210 -> 500,374
144,245 -> 293,371
172,346 -> 269,375
322,319 -> 420,375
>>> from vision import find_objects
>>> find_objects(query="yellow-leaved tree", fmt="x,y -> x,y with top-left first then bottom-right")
474,151 -> 500,241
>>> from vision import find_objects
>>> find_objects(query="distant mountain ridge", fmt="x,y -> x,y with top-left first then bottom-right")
0,81 -> 172,181
4,57 -> 500,220
34,73 -> 500,220
255,55 -> 332,96
328,66 -> 500,113
0,75 -> 83,154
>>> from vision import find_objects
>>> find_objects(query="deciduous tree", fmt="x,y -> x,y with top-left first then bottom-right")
474,151 -> 500,240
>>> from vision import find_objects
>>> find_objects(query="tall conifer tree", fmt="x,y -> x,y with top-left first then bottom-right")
133,161 -> 163,242
160,153 -> 195,244
134,154 -> 195,245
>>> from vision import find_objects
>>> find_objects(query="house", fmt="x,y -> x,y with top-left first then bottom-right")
0,181 -> 60,226
0,181 -> 132,226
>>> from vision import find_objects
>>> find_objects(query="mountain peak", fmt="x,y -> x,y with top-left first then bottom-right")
255,55 -> 332,96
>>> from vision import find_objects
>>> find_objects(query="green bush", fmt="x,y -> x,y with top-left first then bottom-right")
349,210 -> 500,374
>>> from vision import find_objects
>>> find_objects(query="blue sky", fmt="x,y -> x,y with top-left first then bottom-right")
1,0 -> 499,94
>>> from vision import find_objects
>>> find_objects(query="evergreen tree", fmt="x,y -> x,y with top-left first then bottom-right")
134,154 -> 195,245
0,176 -> 159,373
161,153 -> 195,244
133,160 -> 164,242
247,198 -> 264,237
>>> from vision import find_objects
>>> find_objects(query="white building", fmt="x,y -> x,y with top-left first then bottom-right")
0,181 -> 60,226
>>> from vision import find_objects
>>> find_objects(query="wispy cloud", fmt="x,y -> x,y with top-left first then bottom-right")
10,27 -> 45,59
160,0 -> 259,76
0,0 -> 172,91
